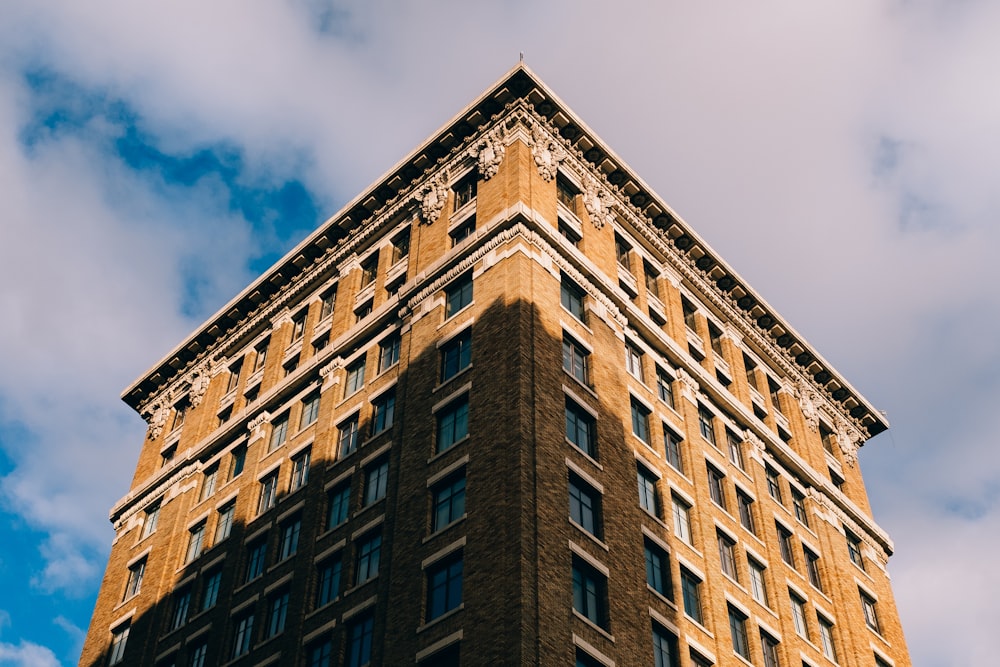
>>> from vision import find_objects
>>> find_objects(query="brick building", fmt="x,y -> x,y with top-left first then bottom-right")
80,65 -> 911,667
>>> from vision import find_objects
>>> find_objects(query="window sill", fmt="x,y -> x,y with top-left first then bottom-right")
435,365 -> 472,393
304,597 -> 341,621
572,610 -> 615,643
427,436 -> 470,465
646,586 -> 678,611
417,604 -> 464,633
569,521 -> 608,551
566,441 -> 603,471
441,301 -> 475,325
563,369 -> 598,400
342,575 -> 378,598
423,515 -> 467,544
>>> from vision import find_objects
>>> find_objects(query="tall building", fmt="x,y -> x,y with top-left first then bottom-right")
81,65 -> 910,667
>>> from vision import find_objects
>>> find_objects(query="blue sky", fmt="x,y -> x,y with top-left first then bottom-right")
1,2 -> 998,665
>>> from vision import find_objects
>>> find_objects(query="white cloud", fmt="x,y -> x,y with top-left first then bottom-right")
0,641 -> 60,667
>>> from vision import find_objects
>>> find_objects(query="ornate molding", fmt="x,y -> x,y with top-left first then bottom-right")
581,175 -> 615,229
676,368 -> 700,404
836,419 -> 862,467
807,488 -> 891,565
744,429 -> 766,460
528,119 -> 566,182
796,380 -> 820,432
188,362 -> 213,409
145,403 -> 170,440
419,171 -> 450,225
473,125 -> 506,180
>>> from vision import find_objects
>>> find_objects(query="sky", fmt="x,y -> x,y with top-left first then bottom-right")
0,1 -> 995,665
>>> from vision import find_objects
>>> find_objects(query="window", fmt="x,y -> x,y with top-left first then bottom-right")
186,523 -> 205,563
656,369 -> 675,408
562,334 -> 590,385
846,531 -> 865,570
637,465 -> 661,518
378,334 -> 401,372
561,276 -> 585,321
432,473 -> 466,532
313,332 -> 329,354
768,377 -> 783,414
290,448 -> 311,491
108,623 -> 130,665
197,466 -> 218,503
285,355 -> 300,377
559,219 -> 581,247
300,392 -> 321,429
450,218 -> 475,246
307,640 -> 333,667
371,390 -> 396,435
766,466 -> 783,503
124,558 -> 146,600
245,538 -> 267,583
230,444 -> 247,480
652,623 -> 679,667
742,354 -> 758,390
664,427 -> 683,473
319,286 -> 337,320
327,483 -> 350,529
624,343 -> 644,382
707,465 -> 727,510
557,174 -> 578,212
718,530 -> 738,580
441,329 -> 472,382
418,644 -> 460,667
391,228 -> 410,264
698,405 -> 716,445
316,556 -> 342,608
201,569 -> 222,611
749,559 -> 768,606
290,310 -> 307,343
689,650 -> 713,667
776,523 -> 795,566
453,172 -> 477,210
169,588 -> 191,631
861,591 -> 881,633
338,414 -> 360,458
728,605 -> 750,659
829,466 -> 845,491
445,273 -> 473,317
565,398 -> 595,457
644,262 -> 661,299
727,431 -> 745,470
875,657 -> 893,667
571,555 -> 608,629
345,357 -> 366,396
569,474 -> 602,539
160,445 -> 176,469
266,589 -> 290,638
792,488 -> 809,526
631,399 -> 651,444
253,339 -> 269,373
436,395 -> 469,452
708,322 -> 725,357
364,460 -> 389,506
360,253 -> 378,288
278,516 -> 301,560
820,423 -> 837,455
426,553 -> 463,620
354,300 -> 372,322
258,473 -> 278,515
189,642 -> 207,667
644,538 -> 671,598
790,592 -> 809,638
171,398 -> 188,432
672,494 -> 692,544
682,299 -> 698,331
141,503 -> 160,539
760,631 -> 780,667
818,616 -> 837,662
355,532 -> 381,584
268,413 -> 289,452
804,548 -> 822,590
215,502 -> 236,543
737,490 -> 756,535
345,613 -> 374,667
224,359 -> 243,393
231,611 -> 254,659
615,234 -> 632,271
680,567 -> 703,624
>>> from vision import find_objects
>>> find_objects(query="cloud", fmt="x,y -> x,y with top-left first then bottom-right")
0,641 -> 60,667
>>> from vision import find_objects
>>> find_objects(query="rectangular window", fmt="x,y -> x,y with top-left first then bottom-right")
338,414 -> 360,459
682,299 -> 698,331
327,483 -> 350,529
760,631 -> 780,667
391,228 -> 410,265
230,444 -> 247,480
652,622 -> 679,667
631,399 -> 651,444
372,390 -> 396,435
245,539 -> 267,583
445,273 -> 473,317
846,531 -> 865,570
790,591 -> 808,638
565,398 -> 595,457
450,218 -> 475,246
672,494 -> 692,544
453,172 -> 477,210
615,234 -> 632,271
186,523 -> 205,563
644,538 -> 671,599
768,377 -> 783,414
278,516 -> 301,560
556,174 -> 578,212
861,591 -> 881,633
441,328 -> 472,381
189,642 -> 207,667
319,286 -> 337,320
777,523 -> 795,566
561,276 -> 585,321
124,558 -> 146,600
728,604 -> 750,659
805,548 -> 822,590
743,354 -> 758,390
417,472 -> 460,537
766,466 -> 783,503
569,474 -> 602,539
698,405 -> 716,445
291,310 -> 307,343
707,465 -> 727,510
265,589 -> 290,638
625,342 -> 644,381
300,392 -> 321,429
644,262 -> 660,299
316,556 -> 342,608
378,334 -> 400,373
231,612 -> 254,659
345,613 -> 374,667
345,358 -> 366,396
313,335 -> 330,357
426,553 -> 463,620
830,466 -> 845,491
819,616 -> 837,662
258,473 -> 278,515
354,300 -> 373,323
290,448 -> 311,491
360,253 -> 378,288
169,588 -> 191,631
268,414 -> 289,452
559,219 -> 581,247
283,354 -> 300,377
253,339 -> 269,373
108,623 -> 130,665
727,431 -> 745,470
201,569 -> 222,611
436,395 -> 469,452
171,398 -> 188,432
708,322 -> 725,357
199,466 -> 218,503
307,640 -> 332,667
355,532 -> 381,585
680,567 -> 703,624
749,559 -> 768,606
562,334 -> 590,385
160,445 -> 175,469
572,555 -> 608,629
141,503 -> 160,539
656,369 -> 675,408
792,488 -> 809,526
718,530 -> 738,580
664,427 -> 683,473
215,502 -> 236,543
637,465 -> 661,518
364,459 -> 389,506
737,490 -> 756,535
821,423 -> 836,455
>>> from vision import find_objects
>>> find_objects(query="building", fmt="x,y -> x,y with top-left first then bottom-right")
80,65 -> 911,667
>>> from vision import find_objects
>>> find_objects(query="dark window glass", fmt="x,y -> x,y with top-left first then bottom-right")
644,539 -> 672,599
565,398 -> 595,457
569,474 -> 602,538
436,396 -> 469,452
572,556 -> 608,629
445,274 -> 473,317
680,568 -> 702,624
426,554 -> 463,620
327,483 -> 350,529
432,474 -> 466,532
441,330 -> 472,381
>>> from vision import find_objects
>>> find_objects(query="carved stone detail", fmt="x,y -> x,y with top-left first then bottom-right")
582,176 -> 615,229
249,411 -> 271,431
473,125 -> 506,180
797,380 -> 820,432
320,358 -> 344,391
146,403 -> 170,440
188,363 -> 213,409
837,419 -> 862,467
744,429 -> 766,460
419,171 -> 449,225
528,121 -> 565,182
676,368 -> 700,403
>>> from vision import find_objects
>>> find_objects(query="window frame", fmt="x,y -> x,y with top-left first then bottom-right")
569,473 -> 603,539
445,273 -> 473,318
571,555 -> 609,630
436,395 -> 470,453
564,397 -> 596,458
431,473 -> 466,533
426,552 -> 464,621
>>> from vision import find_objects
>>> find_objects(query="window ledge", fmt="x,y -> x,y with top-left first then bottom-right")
569,521 -> 609,552
563,369 -> 598,400
423,516 -> 467,544
427,436 -> 470,465
416,604 -> 464,633
342,576 -> 378,598
435,365 -> 473,393
572,610 -> 615,643
646,586 -> 678,611
566,442 -> 603,472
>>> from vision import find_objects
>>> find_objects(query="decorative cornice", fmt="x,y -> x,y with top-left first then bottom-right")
676,368 -> 700,404
581,174 -> 615,230
528,118 -> 566,182
111,461 -> 198,528
807,488 -> 891,564
419,170 -> 450,225
473,124 -> 506,181
188,362 -> 213,409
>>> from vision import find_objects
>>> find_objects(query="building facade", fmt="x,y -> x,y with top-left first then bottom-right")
81,66 -> 910,667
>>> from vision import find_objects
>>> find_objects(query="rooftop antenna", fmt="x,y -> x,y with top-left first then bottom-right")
519,52 -> 524,63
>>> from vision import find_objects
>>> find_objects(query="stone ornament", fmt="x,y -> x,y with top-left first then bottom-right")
582,176 -> 615,229
474,125 -> 506,180
146,403 -> 170,440
744,429 -> 766,459
837,419 -> 862,467
676,368 -> 700,403
529,122 -> 565,182
796,380 -> 820,432
188,364 -> 213,409
419,172 -> 449,225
